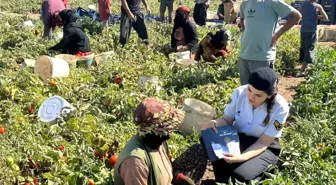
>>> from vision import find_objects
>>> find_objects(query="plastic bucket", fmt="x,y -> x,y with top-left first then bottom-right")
175,59 -> 198,67
180,98 -> 216,135
93,51 -> 114,66
34,56 -> 70,82
38,96 -> 76,123
55,54 -> 77,67
76,53 -> 95,68
174,51 -> 190,59
21,59 -> 36,69
16,20 -> 34,29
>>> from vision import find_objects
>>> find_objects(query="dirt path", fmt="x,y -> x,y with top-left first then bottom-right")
278,76 -> 305,102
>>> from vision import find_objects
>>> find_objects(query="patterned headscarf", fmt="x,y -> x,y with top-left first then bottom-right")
134,98 -> 185,136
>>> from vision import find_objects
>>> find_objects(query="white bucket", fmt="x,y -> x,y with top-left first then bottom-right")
176,59 -> 198,67
16,20 -> 34,29
34,56 -> 70,82
38,96 -> 75,123
21,59 -> 36,69
180,98 -> 216,135
175,51 -> 190,59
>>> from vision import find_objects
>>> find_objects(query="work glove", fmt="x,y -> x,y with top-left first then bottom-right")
218,49 -> 227,57
173,173 -> 196,185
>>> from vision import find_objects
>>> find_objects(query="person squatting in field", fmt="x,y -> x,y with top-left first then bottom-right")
41,0 -> 69,38
171,6 -> 199,59
194,28 -> 231,62
120,0 -> 151,46
48,9 -> 91,55
200,67 -> 289,184
114,98 -> 208,185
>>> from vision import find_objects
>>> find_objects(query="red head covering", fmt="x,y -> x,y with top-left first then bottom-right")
177,5 -> 190,14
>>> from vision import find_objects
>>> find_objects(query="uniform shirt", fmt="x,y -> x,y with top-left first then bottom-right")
239,0 -> 294,61
224,85 -> 289,138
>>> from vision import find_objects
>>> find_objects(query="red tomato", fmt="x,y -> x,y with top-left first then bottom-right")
50,81 -> 56,86
94,151 -> 100,157
109,154 -> 118,166
59,145 -> 65,152
28,108 -> 34,114
113,77 -> 123,85
88,179 -> 95,185
0,127 -> 5,134
33,178 -> 38,185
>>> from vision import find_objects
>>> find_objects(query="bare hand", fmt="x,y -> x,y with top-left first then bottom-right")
128,13 -> 135,22
223,153 -> 246,163
271,32 -> 280,47
202,120 -> 218,133
147,8 -> 151,15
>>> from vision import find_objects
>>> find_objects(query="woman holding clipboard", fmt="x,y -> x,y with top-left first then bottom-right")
202,67 -> 289,183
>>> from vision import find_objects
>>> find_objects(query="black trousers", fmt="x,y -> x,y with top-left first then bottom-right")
193,3 -> 207,26
119,11 -> 149,46
299,31 -> 316,64
211,133 -> 281,184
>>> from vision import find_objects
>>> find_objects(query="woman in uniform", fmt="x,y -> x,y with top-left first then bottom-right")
202,67 -> 289,183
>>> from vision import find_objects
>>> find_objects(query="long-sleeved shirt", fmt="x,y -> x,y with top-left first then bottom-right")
171,18 -> 199,52
119,146 -> 173,185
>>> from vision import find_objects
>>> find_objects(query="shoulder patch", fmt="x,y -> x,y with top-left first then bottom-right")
273,120 -> 283,131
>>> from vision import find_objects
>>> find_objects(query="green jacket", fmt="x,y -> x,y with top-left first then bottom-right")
114,135 -> 171,185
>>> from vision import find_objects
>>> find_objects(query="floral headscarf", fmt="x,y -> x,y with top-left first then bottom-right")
134,98 -> 185,136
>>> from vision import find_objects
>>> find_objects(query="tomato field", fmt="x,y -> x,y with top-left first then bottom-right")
0,0 -> 335,185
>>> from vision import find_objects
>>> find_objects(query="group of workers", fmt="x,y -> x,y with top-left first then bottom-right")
39,0 -> 328,184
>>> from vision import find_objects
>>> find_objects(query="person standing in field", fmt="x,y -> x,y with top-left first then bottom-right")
159,0 -> 174,23
98,0 -> 111,29
193,0 -> 210,26
41,0 -> 68,38
239,0 -> 301,85
120,0 -> 151,46
297,0 -> 328,77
